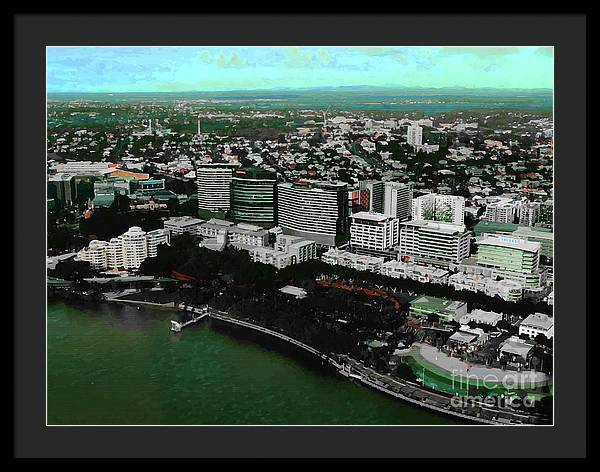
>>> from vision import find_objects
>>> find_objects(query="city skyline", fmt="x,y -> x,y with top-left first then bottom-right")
47,46 -> 554,93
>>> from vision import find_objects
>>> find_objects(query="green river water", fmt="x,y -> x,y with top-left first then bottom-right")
48,301 -> 463,425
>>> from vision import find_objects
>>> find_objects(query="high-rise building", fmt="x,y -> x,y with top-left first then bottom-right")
412,194 -> 465,225
197,162 -> 241,212
383,182 -> 412,221
277,180 -> 349,246
476,235 -> 541,287
518,202 -> 541,227
120,226 -> 149,269
406,124 -> 423,146
77,227 -> 169,271
230,167 -> 277,226
146,229 -> 169,258
108,237 -> 124,269
538,199 -> 553,226
359,180 -> 384,213
399,220 -> 471,265
483,197 -> 520,224
48,173 -> 78,206
348,188 -> 370,215
350,212 -> 400,253
76,240 -> 109,270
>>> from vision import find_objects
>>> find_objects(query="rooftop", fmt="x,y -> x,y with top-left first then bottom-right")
500,336 -> 534,358
448,331 -> 478,344
205,218 -> 235,227
233,167 -> 276,180
410,295 -> 466,313
464,309 -> 503,325
402,220 -> 467,234
279,285 -> 307,299
477,235 -> 540,253
521,313 -> 554,330
351,211 -> 394,222
165,216 -> 205,227
474,220 -> 518,235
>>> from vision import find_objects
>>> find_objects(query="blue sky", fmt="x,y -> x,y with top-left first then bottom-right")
47,46 -> 554,93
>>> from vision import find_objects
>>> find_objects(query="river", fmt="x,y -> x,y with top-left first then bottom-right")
47,301 -> 464,425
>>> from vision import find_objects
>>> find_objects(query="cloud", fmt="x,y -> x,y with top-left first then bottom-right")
283,47 -> 314,67
215,51 -> 244,68
316,48 -> 333,65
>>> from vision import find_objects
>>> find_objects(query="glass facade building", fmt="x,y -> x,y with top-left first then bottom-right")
230,167 -> 277,226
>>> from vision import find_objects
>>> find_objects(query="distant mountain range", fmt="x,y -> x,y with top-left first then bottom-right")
48,85 -> 552,97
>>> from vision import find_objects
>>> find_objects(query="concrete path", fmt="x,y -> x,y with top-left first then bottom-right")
412,343 -> 550,389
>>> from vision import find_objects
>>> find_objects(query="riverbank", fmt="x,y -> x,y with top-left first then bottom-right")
48,293 -> 550,424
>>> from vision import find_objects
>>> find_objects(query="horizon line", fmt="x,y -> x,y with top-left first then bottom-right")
47,85 -> 554,95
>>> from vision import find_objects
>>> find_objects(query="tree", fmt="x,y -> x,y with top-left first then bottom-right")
534,333 -> 552,349
166,198 -> 180,214
52,258 -> 93,281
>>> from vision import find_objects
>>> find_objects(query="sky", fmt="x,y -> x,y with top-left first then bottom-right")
47,46 -> 554,93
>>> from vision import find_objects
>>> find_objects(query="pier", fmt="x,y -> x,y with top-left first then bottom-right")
171,305 -> 209,332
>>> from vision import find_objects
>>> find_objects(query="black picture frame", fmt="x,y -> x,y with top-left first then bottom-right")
15,13 -> 586,458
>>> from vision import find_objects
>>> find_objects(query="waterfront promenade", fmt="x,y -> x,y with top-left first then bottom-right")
177,303 -> 551,425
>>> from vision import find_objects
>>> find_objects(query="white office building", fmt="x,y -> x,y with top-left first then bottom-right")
277,181 -> 348,246
518,202 -> 541,227
233,234 -> 317,269
198,218 -> 235,238
227,223 -> 269,247
383,182 -> 412,221
412,194 -> 465,225
484,197 -> 520,224
350,212 -> 400,252
196,162 -> 240,212
275,234 -> 318,264
406,124 -> 423,146
399,220 -> 471,265
164,216 -> 205,237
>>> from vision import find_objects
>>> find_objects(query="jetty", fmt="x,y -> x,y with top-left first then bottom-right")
171,305 -> 209,332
